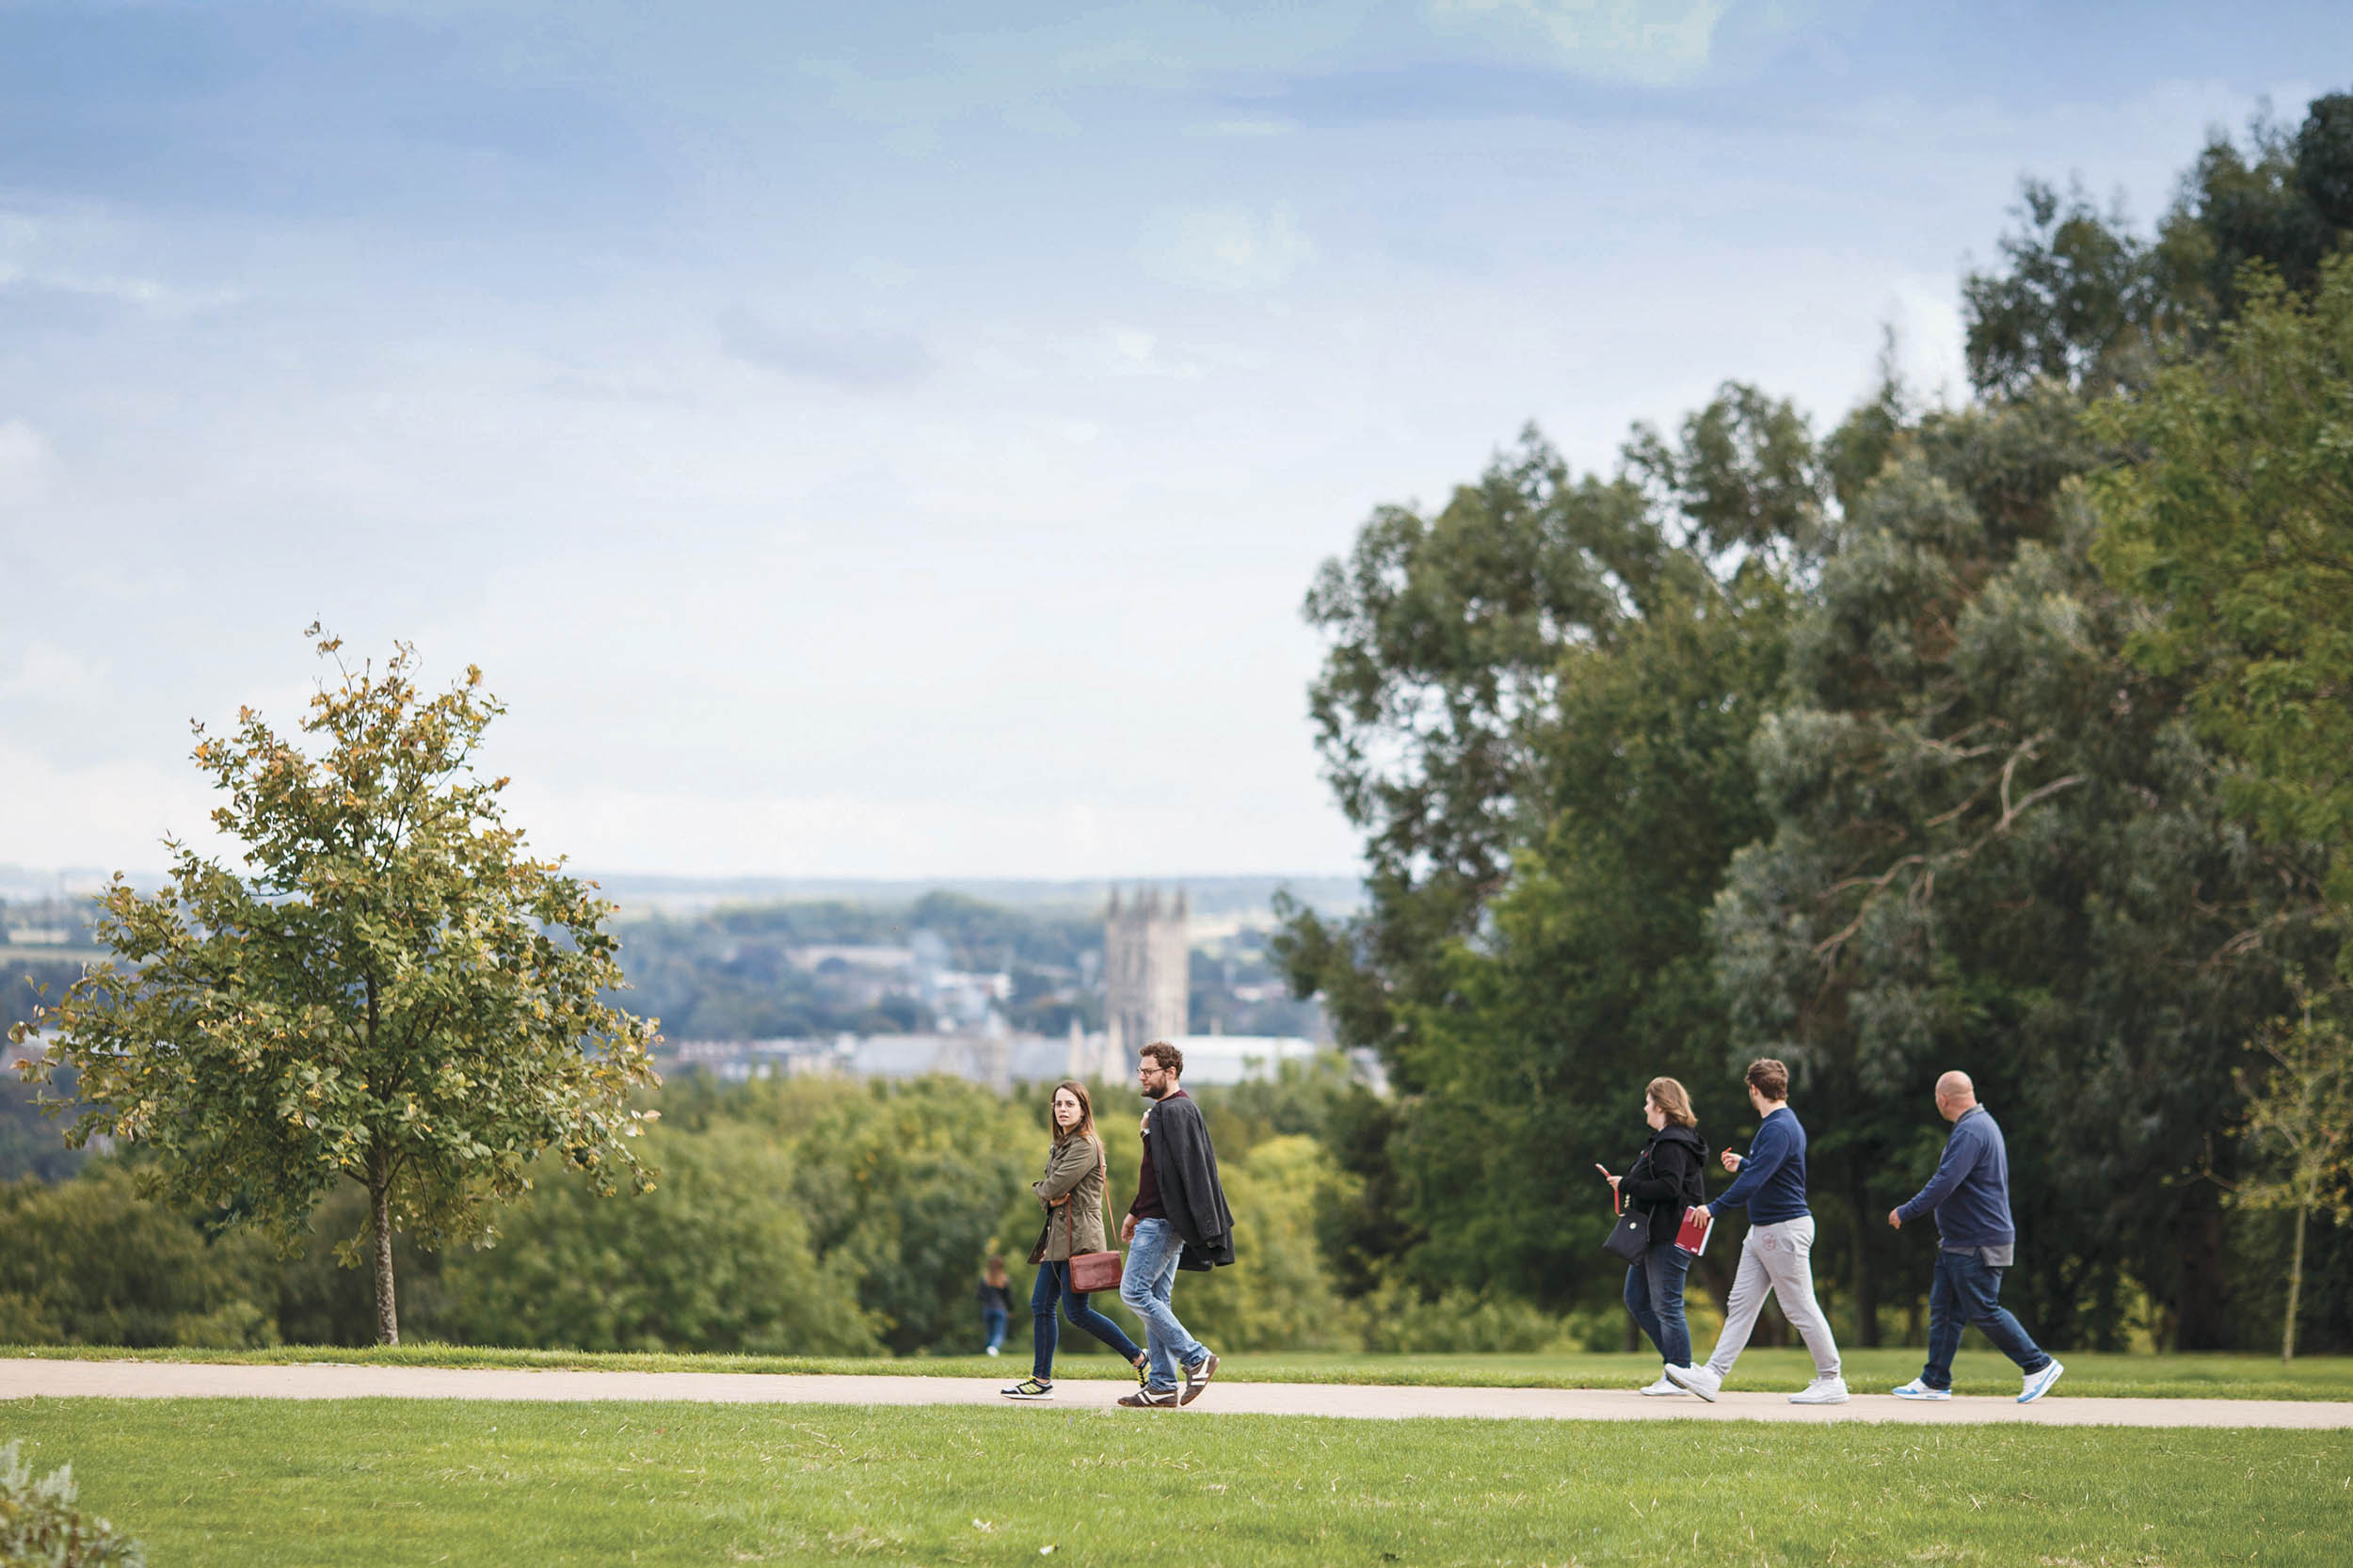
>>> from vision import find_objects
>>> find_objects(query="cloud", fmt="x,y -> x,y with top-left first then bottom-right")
1142,204 -> 1314,292
1429,0 -> 1735,86
717,307 -> 933,389
0,420 -> 53,506
0,641 -> 106,702
0,736 -> 226,871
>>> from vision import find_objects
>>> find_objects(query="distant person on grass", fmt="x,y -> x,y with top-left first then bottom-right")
1597,1076 -> 1708,1396
1118,1040 -> 1233,1409
976,1256 -> 1013,1356
1888,1070 -> 2065,1404
1000,1080 -> 1149,1401
1666,1058 -> 1849,1405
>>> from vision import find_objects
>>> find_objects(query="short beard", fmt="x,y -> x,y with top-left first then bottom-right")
1143,1081 -> 1170,1100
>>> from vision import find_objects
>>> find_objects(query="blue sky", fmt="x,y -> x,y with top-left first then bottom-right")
1,1 -> 2341,881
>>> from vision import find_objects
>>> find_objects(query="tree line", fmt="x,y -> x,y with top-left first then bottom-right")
1273,92 -> 2353,1357
2,1065 -> 1582,1358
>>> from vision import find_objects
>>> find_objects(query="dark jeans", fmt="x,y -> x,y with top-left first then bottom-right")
1921,1247 -> 2051,1390
1031,1260 -> 1144,1381
981,1305 -> 1008,1352
1623,1239 -> 1693,1368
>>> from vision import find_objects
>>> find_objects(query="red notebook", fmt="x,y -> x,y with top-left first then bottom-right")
1674,1206 -> 1713,1256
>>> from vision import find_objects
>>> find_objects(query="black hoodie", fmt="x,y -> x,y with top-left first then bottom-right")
1621,1124 -> 1708,1246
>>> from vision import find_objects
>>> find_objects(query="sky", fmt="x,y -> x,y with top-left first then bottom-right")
1,1 -> 2344,884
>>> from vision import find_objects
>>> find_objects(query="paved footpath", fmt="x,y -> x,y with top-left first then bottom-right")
4,1360 -> 2348,1429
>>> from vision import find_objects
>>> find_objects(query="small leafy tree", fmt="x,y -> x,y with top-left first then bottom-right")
8,630 -> 660,1344
2231,986 -> 2353,1362
0,1438 -> 145,1567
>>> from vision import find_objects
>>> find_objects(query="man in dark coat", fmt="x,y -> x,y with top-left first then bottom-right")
1117,1040 -> 1234,1407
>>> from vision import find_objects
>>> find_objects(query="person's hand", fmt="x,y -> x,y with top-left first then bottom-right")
1721,1149 -> 1743,1173
1120,1213 -> 1137,1243
1887,1208 -> 1903,1229
1593,1163 -> 1621,1191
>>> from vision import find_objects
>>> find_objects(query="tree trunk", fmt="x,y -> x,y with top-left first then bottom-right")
2174,1204 -> 2232,1350
368,1151 -> 400,1347
1849,1185 -> 1881,1347
2283,1204 -> 2307,1365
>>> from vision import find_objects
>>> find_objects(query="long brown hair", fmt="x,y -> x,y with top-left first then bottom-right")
1048,1079 -> 1097,1145
1646,1076 -> 1698,1128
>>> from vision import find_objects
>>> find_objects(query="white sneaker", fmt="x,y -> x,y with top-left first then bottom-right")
2019,1359 -> 2064,1404
984,1345 -> 1000,1356
1662,1364 -> 1720,1402
1639,1373 -> 1687,1396
1789,1376 -> 1849,1405
1892,1378 -> 1951,1400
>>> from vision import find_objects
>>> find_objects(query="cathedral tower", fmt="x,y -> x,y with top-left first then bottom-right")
1103,885 -> 1189,1074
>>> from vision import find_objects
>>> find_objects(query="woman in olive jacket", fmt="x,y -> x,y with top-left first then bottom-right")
1599,1076 -> 1708,1394
1000,1080 -> 1149,1400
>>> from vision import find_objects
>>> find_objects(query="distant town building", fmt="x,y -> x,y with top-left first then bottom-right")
656,1031 -> 1337,1092
1103,885 -> 1188,1074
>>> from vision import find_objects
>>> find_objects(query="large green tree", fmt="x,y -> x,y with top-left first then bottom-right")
1277,389 -> 1816,1310
2091,256 -> 2353,918
1712,385 -> 2331,1348
8,632 -> 660,1343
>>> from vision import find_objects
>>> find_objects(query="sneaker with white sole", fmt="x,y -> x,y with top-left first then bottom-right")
1788,1376 -> 1849,1405
1891,1378 -> 1952,1400
1180,1352 -> 1219,1406
984,1345 -> 1000,1356
1663,1364 -> 1720,1402
1000,1377 -> 1053,1400
2019,1359 -> 2064,1404
1117,1385 -> 1182,1409
1639,1374 -> 1687,1396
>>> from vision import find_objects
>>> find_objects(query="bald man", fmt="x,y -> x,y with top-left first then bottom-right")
1886,1072 -> 2063,1403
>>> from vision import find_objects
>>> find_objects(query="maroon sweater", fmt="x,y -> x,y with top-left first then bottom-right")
1128,1089 -> 1188,1220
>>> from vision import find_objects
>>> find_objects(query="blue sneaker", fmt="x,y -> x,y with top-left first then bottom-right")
2019,1360 -> 2064,1404
1891,1379 -> 1950,1400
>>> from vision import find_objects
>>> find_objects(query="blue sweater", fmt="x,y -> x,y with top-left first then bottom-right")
1706,1106 -> 1810,1225
1895,1105 -> 2016,1248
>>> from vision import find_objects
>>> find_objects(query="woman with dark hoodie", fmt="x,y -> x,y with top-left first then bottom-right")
1598,1076 -> 1708,1394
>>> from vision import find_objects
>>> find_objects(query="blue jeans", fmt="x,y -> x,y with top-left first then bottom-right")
1623,1240 -> 1693,1367
1031,1261 -> 1143,1382
1920,1247 -> 2051,1390
1119,1218 -> 1208,1390
981,1305 -> 1008,1352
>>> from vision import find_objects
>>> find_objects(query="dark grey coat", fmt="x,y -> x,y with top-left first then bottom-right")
1142,1092 -> 1235,1271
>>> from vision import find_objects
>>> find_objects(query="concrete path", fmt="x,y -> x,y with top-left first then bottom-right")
5,1360 -> 2348,1429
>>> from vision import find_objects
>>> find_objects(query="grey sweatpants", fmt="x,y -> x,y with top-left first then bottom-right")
1703,1214 -> 1841,1382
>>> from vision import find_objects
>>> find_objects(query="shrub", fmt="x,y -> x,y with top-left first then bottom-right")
0,1167 -> 283,1348
1353,1281 -> 1572,1353
1179,1135 -> 1360,1351
439,1124 -> 882,1355
0,1439 -> 145,1567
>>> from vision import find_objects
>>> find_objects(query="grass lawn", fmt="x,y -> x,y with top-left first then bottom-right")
8,1341 -> 2352,1400
5,1399 -> 2347,1566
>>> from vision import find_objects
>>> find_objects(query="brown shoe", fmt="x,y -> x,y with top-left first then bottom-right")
1179,1352 -> 1219,1405
1118,1385 -> 1181,1409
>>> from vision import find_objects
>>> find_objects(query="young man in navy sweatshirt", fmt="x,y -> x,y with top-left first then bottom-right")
1887,1070 -> 2064,1403
1666,1058 -> 1848,1404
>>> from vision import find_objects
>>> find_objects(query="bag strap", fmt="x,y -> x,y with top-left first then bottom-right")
1096,1139 -> 1114,1247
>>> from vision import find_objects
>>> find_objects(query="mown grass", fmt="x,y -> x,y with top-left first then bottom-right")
8,1341 -> 2352,1400
6,1398 -> 2347,1566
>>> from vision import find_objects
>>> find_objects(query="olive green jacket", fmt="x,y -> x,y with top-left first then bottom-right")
1029,1134 -> 1112,1262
